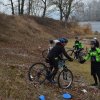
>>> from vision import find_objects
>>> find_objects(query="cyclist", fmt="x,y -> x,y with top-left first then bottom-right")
80,40 -> 100,89
73,36 -> 84,59
46,38 -> 73,83
93,37 -> 99,48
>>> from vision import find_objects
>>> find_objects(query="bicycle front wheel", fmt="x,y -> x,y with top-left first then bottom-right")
28,63 -> 47,84
58,69 -> 73,89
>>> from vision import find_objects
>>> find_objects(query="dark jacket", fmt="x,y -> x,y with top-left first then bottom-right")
95,40 -> 99,48
47,43 -> 72,60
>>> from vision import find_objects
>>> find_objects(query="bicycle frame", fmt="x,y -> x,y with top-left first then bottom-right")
58,59 -> 68,70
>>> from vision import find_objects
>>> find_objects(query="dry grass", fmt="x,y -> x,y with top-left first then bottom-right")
0,13 -> 100,100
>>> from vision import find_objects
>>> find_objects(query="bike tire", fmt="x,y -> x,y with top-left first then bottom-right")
28,63 -> 47,84
78,52 -> 86,62
58,68 -> 73,89
42,49 -> 49,59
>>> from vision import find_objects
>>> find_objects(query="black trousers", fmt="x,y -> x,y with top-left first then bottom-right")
47,58 -> 59,80
91,62 -> 100,83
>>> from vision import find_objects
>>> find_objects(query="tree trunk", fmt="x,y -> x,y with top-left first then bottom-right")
21,0 -> 25,14
10,0 -> 14,15
28,0 -> 31,15
18,0 -> 20,15
42,0 -> 47,18
64,0 -> 73,26
60,7 -> 63,21
59,0 -> 63,21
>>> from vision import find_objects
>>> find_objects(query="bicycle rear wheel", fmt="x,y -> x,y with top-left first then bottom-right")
58,68 -> 73,89
28,63 -> 47,84
78,52 -> 86,62
42,49 -> 49,59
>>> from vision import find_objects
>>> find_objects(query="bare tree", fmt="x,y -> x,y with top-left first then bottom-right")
41,0 -> 47,17
52,0 -> 63,21
18,0 -> 21,14
10,0 -> 14,15
81,0 -> 100,21
26,0 -> 33,15
41,0 -> 52,18
28,0 -> 31,15
20,0 -> 25,14
52,0 -> 84,25
51,0 -> 74,25
63,0 -> 73,26
31,0 -> 42,16
30,0 -> 52,17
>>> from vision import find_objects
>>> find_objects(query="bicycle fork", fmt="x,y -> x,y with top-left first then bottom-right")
63,67 -> 68,80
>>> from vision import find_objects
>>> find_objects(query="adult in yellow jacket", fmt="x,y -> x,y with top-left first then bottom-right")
80,40 -> 100,89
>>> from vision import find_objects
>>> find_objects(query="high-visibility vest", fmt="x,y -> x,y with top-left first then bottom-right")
84,48 -> 100,62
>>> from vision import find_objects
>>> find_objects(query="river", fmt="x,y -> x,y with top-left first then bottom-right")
79,21 -> 100,32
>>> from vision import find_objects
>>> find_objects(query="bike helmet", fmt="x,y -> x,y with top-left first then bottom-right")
58,38 -> 68,43
90,40 -> 96,45
49,40 -> 53,44
94,37 -> 97,40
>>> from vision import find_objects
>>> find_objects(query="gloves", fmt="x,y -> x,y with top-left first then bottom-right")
68,58 -> 73,62
79,59 -> 86,64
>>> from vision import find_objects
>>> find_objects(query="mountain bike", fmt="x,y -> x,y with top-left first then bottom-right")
28,59 -> 73,89
67,47 -> 88,62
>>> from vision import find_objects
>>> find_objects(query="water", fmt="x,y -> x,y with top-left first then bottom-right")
79,21 -> 100,32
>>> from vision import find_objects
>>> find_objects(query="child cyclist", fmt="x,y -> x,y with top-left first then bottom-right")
74,36 -> 84,59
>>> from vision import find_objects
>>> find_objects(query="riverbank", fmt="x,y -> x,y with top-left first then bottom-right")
79,21 -> 100,33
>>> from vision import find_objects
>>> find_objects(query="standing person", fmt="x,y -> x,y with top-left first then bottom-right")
74,36 -> 84,59
46,38 -> 73,83
80,40 -> 100,89
93,37 -> 99,48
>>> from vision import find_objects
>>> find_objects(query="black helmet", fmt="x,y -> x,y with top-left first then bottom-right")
90,40 -> 96,45
58,38 -> 68,43
49,40 -> 54,44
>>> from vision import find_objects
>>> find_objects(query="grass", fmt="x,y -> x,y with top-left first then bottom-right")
67,60 -> 93,84
0,39 -> 99,100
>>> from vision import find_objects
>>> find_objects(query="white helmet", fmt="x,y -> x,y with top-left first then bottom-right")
53,40 -> 60,43
94,37 -> 97,40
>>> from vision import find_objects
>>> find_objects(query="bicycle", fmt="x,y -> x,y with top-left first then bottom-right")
28,58 -> 73,89
67,47 -> 88,62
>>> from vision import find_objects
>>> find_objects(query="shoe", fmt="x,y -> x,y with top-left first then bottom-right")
91,83 -> 98,86
47,79 -> 56,84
